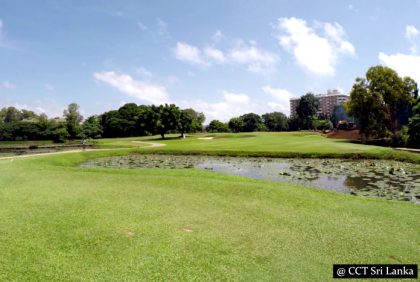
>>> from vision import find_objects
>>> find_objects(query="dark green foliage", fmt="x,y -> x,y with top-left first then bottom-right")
408,98 -> 420,148
207,120 -> 229,132
296,93 -> 320,130
64,103 -> 83,139
82,116 -> 103,139
346,66 -> 417,143
239,113 -> 262,132
228,117 -> 245,132
178,110 -> 194,137
262,112 -> 289,131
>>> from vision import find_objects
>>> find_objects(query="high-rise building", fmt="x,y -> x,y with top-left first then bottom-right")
290,89 -> 349,117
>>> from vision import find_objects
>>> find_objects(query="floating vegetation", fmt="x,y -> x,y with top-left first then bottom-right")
80,154 -> 420,203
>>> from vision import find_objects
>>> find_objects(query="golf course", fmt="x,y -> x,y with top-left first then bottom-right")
0,132 -> 419,281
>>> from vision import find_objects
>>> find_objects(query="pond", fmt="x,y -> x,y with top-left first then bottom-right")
80,154 -> 420,203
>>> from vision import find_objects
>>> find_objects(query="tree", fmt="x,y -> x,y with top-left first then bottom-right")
82,115 -> 103,139
64,103 -> 83,139
183,108 -> 205,132
296,93 -> 319,129
178,110 -> 193,138
228,117 -> 244,132
153,104 -> 180,139
207,120 -> 229,132
346,66 -> 417,142
408,98 -> 420,148
262,112 -> 288,131
239,113 -> 262,132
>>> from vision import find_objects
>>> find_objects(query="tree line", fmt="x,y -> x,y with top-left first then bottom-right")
0,103 -> 205,142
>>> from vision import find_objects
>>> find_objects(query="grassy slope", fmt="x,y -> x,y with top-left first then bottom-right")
98,132 -> 420,163
0,148 -> 419,281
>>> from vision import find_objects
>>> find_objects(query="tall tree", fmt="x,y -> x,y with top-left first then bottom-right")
64,103 -> 83,139
207,120 -> 229,132
183,108 -> 205,132
239,113 -> 262,132
82,115 -> 103,139
262,112 -> 288,131
178,110 -> 193,138
296,93 -> 319,129
154,104 -> 181,139
228,117 -> 244,132
346,66 -> 417,142
408,98 -> 420,148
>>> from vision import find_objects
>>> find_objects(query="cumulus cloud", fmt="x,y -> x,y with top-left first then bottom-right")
222,91 -> 249,103
180,91 -> 256,122
227,42 -> 278,73
173,40 -> 277,73
2,81 -> 15,89
93,71 -> 169,104
173,42 -> 209,66
275,17 -> 355,75
378,52 -> 420,83
262,86 -> 293,116
203,47 -> 226,63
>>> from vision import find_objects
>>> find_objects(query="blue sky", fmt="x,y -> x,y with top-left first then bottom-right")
1,0 -> 420,121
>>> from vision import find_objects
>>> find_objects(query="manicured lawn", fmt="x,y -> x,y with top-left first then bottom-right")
98,132 -> 420,163
0,143 -> 419,281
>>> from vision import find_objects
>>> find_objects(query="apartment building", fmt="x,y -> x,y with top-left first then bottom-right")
290,89 -> 349,117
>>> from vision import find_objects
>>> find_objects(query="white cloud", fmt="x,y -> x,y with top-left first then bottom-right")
378,52 -> 420,83
262,86 -> 293,116
173,36 -> 277,73
44,83 -> 55,91
228,42 -> 278,73
275,17 -> 355,75
173,42 -> 209,66
93,71 -> 169,105
222,91 -> 249,103
180,91 -> 255,122
2,81 -> 15,89
204,47 -> 226,63
405,25 -> 419,40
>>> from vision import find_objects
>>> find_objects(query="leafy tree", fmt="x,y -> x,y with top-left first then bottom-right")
262,112 -> 288,131
178,110 -> 193,138
183,108 -> 205,132
82,115 -> 103,139
239,113 -> 262,132
153,104 -> 181,139
346,66 -> 417,142
312,119 -> 333,131
64,103 -> 83,139
207,120 -> 229,132
408,98 -> 420,148
228,117 -> 244,132
296,93 -> 319,129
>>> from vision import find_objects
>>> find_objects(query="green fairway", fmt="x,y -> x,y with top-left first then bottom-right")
97,132 -> 420,163
0,133 -> 419,281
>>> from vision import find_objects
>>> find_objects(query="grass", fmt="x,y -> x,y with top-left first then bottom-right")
97,132 -> 420,163
0,132 -> 419,281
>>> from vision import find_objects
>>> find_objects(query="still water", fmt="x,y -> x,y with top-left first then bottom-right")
80,154 -> 420,203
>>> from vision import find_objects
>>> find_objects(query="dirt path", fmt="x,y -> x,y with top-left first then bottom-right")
0,149 -> 112,161
131,141 -> 167,147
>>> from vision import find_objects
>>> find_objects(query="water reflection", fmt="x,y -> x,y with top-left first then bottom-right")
80,154 -> 420,203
